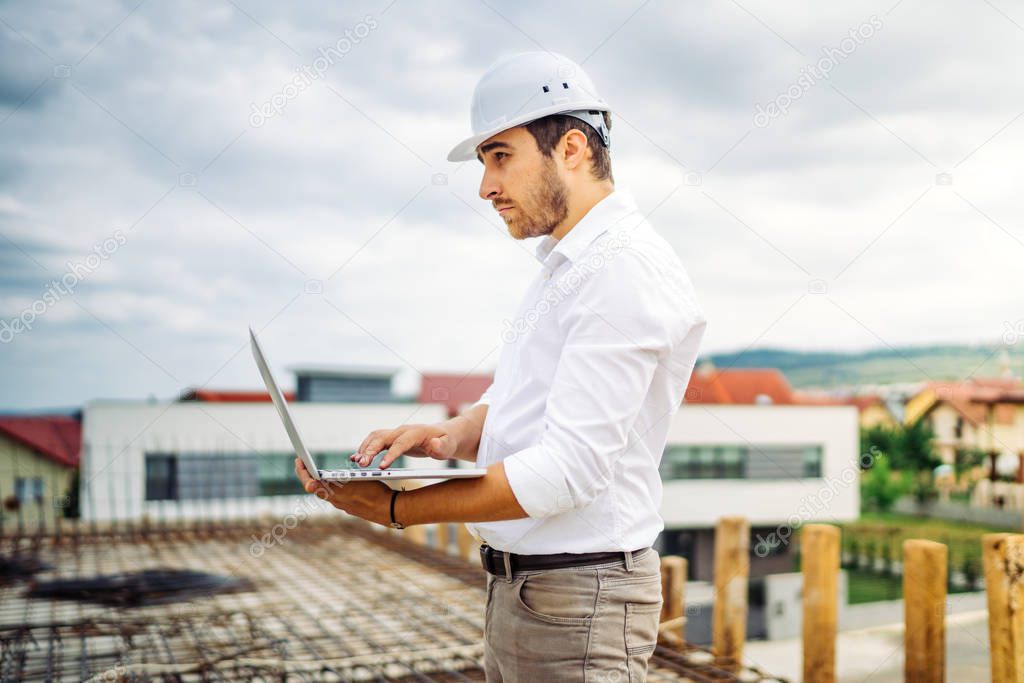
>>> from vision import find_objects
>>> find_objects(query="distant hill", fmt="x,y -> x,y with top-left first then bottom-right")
705,343 -> 1021,390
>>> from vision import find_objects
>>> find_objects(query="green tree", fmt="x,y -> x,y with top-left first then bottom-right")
860,424 -> 898,469
899,417 -> 942,472
861,453 -> 910,512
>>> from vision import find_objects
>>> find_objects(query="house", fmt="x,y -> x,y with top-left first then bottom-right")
845,394 -> 898,429
903,374 -> 1024,475
0,415 -> 81,527
792,390 -> 898,429
684,362 -> 795,405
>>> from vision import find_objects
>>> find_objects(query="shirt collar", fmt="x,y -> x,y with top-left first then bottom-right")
533,189 -> 640,265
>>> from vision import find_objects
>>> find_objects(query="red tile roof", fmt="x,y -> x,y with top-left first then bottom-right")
418,374 -> 493,417
791,392 -> 888,411
685,367 -> 794,405
919,378 -> 1024,426
178,389 -> 296,403
0,415 -> 80,468
791,390 -> 847,406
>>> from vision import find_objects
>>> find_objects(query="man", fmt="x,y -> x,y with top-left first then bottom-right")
295,51 -> 707,682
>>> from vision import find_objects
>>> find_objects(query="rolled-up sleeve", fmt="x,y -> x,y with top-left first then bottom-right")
502,248 -> 698,518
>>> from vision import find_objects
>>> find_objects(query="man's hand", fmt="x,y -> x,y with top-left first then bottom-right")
353,423 -> 460,468
294,457 -> 393,526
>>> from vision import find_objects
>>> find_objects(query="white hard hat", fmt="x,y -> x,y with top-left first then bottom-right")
446,51 -> 611,162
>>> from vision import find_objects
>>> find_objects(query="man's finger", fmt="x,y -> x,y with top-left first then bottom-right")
357,429 -> 388,458
378,432 -> 420,469
358,427 -> 403,465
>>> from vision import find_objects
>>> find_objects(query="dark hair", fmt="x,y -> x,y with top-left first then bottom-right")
523,111 -> 613,183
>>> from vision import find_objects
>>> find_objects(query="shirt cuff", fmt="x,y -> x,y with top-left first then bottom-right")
502,446 -> 574,518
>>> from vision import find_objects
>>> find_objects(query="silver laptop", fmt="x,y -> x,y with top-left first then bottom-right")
249,327 -> 486,482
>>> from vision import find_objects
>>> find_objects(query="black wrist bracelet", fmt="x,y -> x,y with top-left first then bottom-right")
389,489 -> 404,529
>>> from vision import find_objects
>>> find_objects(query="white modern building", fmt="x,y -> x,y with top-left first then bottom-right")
81,399 -> 450,522
656,404 -> 860,580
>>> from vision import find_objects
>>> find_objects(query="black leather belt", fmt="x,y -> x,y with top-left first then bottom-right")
479,544 -> 650,578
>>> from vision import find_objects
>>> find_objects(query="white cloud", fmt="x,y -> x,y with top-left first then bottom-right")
1,0 -> 1022,409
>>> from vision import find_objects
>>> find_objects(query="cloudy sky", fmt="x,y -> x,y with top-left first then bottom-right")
1,0 -> 1021,410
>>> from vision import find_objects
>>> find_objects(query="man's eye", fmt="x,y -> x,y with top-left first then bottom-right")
494,152 -> 508,160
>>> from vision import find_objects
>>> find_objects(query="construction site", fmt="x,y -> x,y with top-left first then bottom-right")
0,514 -> 786,682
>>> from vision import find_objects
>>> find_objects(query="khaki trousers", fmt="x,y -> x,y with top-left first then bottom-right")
483,548 -> 662,683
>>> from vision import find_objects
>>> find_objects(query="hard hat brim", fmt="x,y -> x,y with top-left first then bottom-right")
446,101 -> 610,163
446,130 -> 500,163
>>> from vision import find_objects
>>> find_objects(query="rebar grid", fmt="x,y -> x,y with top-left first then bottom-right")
0,519 -> 783,682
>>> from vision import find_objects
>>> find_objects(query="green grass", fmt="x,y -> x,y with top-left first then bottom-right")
832,512 -> 994,600
845,567 -> 981,604
847,511 -> 1007,544
847,569 -> 904,604
837,512 -> 994,566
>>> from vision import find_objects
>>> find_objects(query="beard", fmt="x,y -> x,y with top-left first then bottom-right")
503,156 -> 570,240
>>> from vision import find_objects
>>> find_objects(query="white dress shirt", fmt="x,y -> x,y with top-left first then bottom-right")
467,188 -> 707,554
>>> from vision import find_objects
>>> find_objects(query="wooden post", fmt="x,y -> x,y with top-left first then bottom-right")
436,522 -> 450,554
802,524 -> 840,683
984,533 -> 1024,683
404,524 -> 427,545
660,555 -> 687,643
903,539 -> 947,683
712,516 -> 749,668
456,524 -> 476,562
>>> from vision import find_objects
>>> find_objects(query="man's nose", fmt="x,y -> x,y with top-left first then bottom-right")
479,168 -> 500,201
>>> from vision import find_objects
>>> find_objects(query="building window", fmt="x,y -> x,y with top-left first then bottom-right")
14,477 -> 43,504
143,450 -> 377,501
660,444 -> 824,481
802,446 -> 823,477
660,445 -> 747,480
144,455 -> 177,501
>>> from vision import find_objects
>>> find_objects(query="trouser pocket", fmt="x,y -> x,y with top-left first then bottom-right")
624,600 -> 661,682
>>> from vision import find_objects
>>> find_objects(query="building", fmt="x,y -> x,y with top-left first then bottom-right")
0,415 -> 80,528
792,390 -> 898,429
684,360 -> 894,429
657,404 -> 859,580
903,375 -> 1024,474
291,365 -> 402,403
845,394 -> 898,429
684,362 -> 796,405
81,399 -> 451,522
